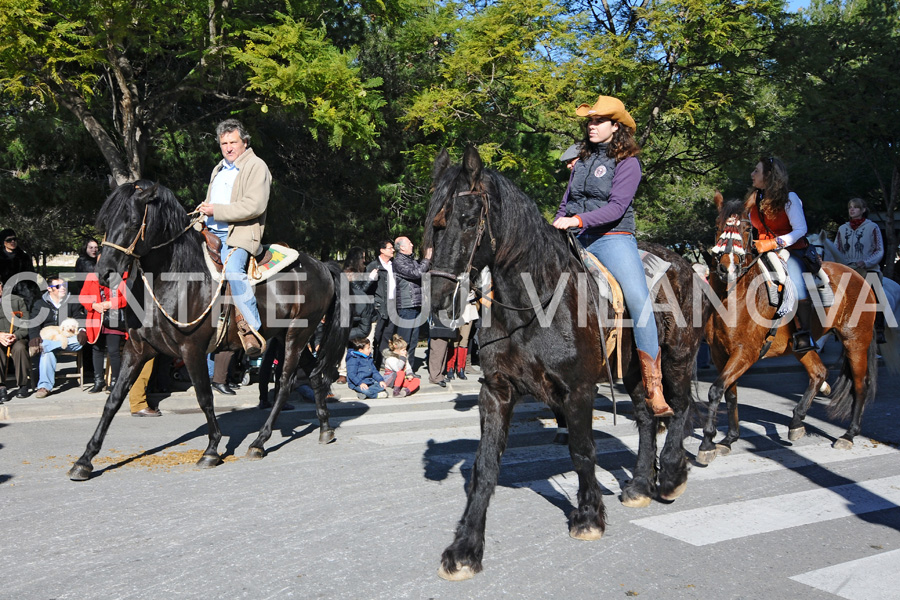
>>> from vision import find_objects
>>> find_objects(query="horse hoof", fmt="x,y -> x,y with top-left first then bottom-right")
660,481 -> 687,502
715,444 -> 732,457
570,526 -> 604,540
67,464 -> 93,481
696,449 -> 717,465
319,429 -> 336,444
246,446 -> 265,460
437,563 -> 477,581
620,495 -> 652,508
833,438 -> 853,450
819,382 -> 831,396
788,427 -> 806,441
553,432 -> 569,445
195,455 -> 221,469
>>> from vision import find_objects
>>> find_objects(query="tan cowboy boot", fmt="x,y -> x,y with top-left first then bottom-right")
237,318 -> 266,359
637,349 -> 673,418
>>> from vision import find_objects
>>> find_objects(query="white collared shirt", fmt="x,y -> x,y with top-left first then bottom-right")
207,161 -> 239,232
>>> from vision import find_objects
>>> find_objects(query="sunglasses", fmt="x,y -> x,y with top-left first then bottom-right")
4,237 -> 16,242
49,283 -> 68,289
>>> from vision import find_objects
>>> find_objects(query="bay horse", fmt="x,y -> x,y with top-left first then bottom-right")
702,192 -> 879,464
67,181 -> 347,481
424,147 -> 709,580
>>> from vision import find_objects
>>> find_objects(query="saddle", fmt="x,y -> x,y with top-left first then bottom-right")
757,249 -> 834,310
567,236 -> 672,380
198,223 -> 299,286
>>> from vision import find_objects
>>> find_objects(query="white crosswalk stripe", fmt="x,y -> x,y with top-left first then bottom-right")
320,387 -> 900,597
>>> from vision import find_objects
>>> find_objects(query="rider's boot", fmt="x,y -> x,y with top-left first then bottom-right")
637,349 -> 674,418
792,299 -> 816,354
237,317 -> 266,359
874,311 -> 887,344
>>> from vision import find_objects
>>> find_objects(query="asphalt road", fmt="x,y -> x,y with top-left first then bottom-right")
2,342 -> 899,600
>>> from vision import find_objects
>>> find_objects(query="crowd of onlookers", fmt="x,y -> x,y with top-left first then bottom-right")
0,228 -> 481,412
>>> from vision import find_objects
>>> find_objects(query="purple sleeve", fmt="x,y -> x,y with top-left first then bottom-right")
577,157 -> 641,230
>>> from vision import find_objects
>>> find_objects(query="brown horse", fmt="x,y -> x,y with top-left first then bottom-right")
701,192 -> 878,463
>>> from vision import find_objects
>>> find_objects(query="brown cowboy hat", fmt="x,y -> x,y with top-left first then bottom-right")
575,95 -> 636,130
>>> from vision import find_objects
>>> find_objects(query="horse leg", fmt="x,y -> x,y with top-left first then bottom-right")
438,374 -> 517,581
564,386 -> 606,537
621,367 -> 659,508
788,351 -> 828,441
68,350 -> 153,481
246,333 -> 328,458
183,352 -> 223,468
834,339 -> 876,450
551,407 -> 568,445
699,350 -> 750,464
657,366 -> 693,502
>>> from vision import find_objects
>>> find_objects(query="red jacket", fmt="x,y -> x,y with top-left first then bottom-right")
80,272 -> 129,344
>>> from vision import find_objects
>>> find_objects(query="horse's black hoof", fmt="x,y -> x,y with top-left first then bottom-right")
195,454 -> 222,469
553,432 -> 569,445
659,481 -> 687,502
67,463 -> 93,481
246,446 -> 265,460
620,493 -> 652,508
319,429 -> 336,444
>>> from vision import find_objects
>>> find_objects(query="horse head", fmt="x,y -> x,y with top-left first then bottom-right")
425,146 -> 497,320
710,191 -> 752,283
95,180 -> 177,286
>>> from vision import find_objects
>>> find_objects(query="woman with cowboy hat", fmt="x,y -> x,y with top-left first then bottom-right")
552,94 -> 672,417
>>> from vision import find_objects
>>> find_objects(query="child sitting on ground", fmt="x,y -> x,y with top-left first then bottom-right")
382,334 -> 420,398
345,337 -> 388,399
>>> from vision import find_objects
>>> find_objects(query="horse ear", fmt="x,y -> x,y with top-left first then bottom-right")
713,191 -> 724,210
462,145 -> 483,189
432,149 -> 451,182
433,206 -> 447,229
135,182 -> 159,206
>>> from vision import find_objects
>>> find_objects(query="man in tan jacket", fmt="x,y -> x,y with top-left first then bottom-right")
198,119 -> 270,358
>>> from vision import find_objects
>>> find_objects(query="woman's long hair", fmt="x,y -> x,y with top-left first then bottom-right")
342,246 -> 366,273
579,122 -> 641,162
752,156 -> 791,219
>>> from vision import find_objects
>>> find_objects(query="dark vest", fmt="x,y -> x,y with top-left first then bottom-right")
566,147 -> 635,235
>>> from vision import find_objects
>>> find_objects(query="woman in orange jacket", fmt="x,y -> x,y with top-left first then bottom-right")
80,269 -> 128,393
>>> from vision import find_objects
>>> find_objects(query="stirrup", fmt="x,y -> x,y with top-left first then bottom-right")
792,331 -> 815,354
237,320 -> 266,359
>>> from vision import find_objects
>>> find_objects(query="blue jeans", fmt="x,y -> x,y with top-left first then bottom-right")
39,338 -> 84,391
395,306 -> 422,364
580,232 -> 660,356
785,251 -> 810,301
213,230 -> 261,330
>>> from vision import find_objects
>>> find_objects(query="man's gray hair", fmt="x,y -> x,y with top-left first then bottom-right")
216,119 -> 251,145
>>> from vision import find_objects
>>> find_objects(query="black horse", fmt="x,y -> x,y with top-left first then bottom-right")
425,147 -> 709,580
67,181 -> 347,481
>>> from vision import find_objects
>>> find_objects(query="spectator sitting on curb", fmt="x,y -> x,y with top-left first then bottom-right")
29,276 -> 86,399
345,337 -> 387,399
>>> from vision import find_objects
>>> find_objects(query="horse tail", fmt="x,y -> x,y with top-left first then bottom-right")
827,336 -> 878,422
309,261 -> 350,384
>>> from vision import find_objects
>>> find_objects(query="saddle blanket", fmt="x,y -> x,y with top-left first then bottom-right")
578,246 -> 671,304
204,243 -> 299,287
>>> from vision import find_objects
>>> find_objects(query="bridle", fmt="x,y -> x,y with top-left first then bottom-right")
99,188 -> 227,328
428,187 -> 556,315
711,211 -> 761,288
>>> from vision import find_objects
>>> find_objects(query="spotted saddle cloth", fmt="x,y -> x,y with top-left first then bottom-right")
569,236 -> 671,378
198,224 -> 299,286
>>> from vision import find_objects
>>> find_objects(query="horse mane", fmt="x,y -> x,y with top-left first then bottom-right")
97,180 -> 206,274
425,164 -> 573,291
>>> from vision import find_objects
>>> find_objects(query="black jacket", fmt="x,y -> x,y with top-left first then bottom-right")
29,290 -> 85,340
392,252 -> 430,310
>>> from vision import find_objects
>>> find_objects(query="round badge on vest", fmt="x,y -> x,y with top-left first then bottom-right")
594,165 -> 607,178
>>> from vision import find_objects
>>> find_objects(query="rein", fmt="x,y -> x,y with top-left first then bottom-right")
100,196 -> 230,329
